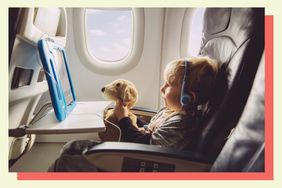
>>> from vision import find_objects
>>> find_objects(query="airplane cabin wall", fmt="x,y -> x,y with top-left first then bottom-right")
64,8 -> 164,110
36,8 -> 194,116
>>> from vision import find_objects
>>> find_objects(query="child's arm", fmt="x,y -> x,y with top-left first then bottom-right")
114,100 -> 151,143
136,117 -> 147,127
118,117 -> 151,144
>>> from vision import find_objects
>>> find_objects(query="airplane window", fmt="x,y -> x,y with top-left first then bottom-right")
85,8 -> 133,62
187,8 -> 205,56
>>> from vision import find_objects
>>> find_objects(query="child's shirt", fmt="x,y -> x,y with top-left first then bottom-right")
118,107 -> 199,150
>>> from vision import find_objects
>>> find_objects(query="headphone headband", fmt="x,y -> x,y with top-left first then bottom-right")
180,59 -> 192,106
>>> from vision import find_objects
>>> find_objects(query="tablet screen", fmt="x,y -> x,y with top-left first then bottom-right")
52,48 -> 74,106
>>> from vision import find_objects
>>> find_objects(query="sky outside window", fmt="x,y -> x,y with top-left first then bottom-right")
86,9 -> 133,62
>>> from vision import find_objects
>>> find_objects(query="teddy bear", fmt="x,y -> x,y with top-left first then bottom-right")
99,79 -> 138,141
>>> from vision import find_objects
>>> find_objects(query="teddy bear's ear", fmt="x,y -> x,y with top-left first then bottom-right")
123,86 -> 137,109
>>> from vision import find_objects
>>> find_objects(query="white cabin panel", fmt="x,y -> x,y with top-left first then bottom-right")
65,8 -> 164,110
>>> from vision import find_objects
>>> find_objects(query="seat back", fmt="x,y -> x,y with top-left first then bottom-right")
195,8 -> 264,160
9,8 -> 67,163
211,54 -> 265,172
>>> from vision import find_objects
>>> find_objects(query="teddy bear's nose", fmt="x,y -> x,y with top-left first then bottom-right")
101,87 -> 105,92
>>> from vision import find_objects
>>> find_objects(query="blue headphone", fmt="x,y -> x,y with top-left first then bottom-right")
180,59 -> 193,106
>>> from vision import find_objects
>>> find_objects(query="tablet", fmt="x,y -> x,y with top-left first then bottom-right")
38,39 -> 76,121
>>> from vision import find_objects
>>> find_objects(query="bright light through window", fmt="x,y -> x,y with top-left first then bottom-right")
85,9 -> 133,62
188,8 -> 206,56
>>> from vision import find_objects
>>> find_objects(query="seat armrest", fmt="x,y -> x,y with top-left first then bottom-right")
106,103 -> 157,113
84,142 -> 212,172
131,106 -> 158,114
131,107 -> 157,124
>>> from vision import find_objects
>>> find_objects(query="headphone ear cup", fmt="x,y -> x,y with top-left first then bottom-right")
181,92 -> 196,106
180,93 -> 192,106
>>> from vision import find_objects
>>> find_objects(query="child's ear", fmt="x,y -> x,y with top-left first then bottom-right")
123,86 -> 137,108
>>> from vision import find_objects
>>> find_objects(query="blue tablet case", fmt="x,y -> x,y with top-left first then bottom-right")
38,39 -> 76,121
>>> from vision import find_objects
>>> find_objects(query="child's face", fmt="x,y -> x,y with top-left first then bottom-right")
160,79 -> 182,112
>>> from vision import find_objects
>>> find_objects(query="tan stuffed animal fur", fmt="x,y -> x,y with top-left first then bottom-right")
99,79 -> 138,141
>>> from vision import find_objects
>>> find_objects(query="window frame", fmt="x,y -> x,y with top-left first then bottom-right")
73,8 -> 145,75
180,8 -> 205,57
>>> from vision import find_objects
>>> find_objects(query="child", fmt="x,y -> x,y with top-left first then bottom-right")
48,56 -> 222,172
114,56 -> 220,150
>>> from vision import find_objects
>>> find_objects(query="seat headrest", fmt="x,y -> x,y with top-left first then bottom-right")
200,8 -> 256,64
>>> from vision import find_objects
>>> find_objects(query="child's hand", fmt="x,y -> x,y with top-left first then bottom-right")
114,100 -> 129,121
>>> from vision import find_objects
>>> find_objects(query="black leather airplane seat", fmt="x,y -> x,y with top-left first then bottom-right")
194,8 -> 264,160
200,8 -> 257,83
211,55 -> 265,172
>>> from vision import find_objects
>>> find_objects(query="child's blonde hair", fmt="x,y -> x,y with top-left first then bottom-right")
164,56 -> 220,105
